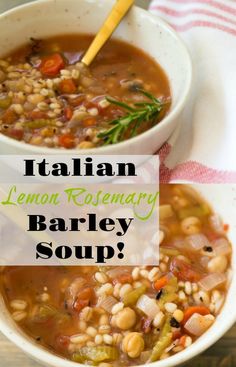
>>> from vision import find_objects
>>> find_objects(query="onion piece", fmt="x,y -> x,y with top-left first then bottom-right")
159,205 -> 174,220
64,52 -> 83,64
209,214 -> 224,234
213,238 -> 232,256
97,296 -> 117,313
200,256 -> 210,269
184,313 -> 214,336
106,267 -> 131,280
171,237 -> 186,249
186,234 -> 210,250
136,295 -> 160,320
198,273 -> 227,291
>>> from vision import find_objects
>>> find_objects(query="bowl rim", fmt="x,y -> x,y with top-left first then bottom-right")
0,0 -> 192,154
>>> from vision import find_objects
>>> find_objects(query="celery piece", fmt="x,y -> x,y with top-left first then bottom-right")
24,119 -> 57,129
38,304 -> 57,320
149,333 -> 172,361
177,204 -> 210,220
73,346 -> 119,363
149,316 -> 172,362
158,276 -> 178,308
35,304 -> 70,324
123,285 -> 146,306
72,353 -> 86,363
161,316 -> 172,336
164,276 -> 178,293
0,96 -> 12,109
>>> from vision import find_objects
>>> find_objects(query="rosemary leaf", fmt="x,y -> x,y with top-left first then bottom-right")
98,89 -> 166,146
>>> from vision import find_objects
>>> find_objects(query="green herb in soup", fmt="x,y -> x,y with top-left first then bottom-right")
0,35 -> 171,148
0,185 -> 232,366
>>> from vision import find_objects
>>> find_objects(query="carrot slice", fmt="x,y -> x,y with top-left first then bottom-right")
224,223 -> 229,232
183,306 -> 210,325
58,133 -> 76,149
59,79 -> 77,94
82,117 -> 97,127
39,53 -> 65,76
64,106 -> 73,121
154,276 -> 168,291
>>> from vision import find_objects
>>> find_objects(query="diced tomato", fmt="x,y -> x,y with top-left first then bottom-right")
2,109 -> 18,124
27,110 -> 48,120
82,117 -> 97,127
69,94 -> 86,107
64,106 -> 73,121
73,287 -> 94,313
104,105 -> 124,120
179,335 -> 187,347
59,79 -> 77,94
154,276 -> 168,291
204,228 -> 221,242
141,317 -> 152,334
83,100 -> 99,110
224,223 -> 229,232
39,53 -> 65,76
58,133 -> 76,149
172,330 -> 182,341
182,306 -> 210,325
170,257 -> 202,282
113,273 -> 133,285
8,128 -> 23,140
55,335 -> 70,351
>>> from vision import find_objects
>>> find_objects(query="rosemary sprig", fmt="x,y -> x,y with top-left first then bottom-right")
98,89 -> 166,145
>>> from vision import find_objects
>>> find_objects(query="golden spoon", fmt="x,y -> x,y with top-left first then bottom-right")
82,0 -> 135,66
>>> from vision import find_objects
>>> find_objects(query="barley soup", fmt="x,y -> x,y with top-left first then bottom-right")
0,185 -> 232,365
0,35 -> 171,149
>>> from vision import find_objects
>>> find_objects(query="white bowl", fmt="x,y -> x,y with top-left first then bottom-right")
1,184 -> 236,367
0,0 -> 192,155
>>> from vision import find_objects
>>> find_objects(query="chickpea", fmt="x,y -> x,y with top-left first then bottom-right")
159,230 -> 164,245
172,195 -> 190,210
115,307 -> 136,330
181,217 -> 201,235
0,70 -> 6,83
78,141 -> 95,149
122,332 -> 144,358
208,255 -> 228,273
27,93 -> 44,105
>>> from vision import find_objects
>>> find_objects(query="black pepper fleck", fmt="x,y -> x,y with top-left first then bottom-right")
156,289 -> 163,300
170,317 -> 180,328
204,246 -> 213,252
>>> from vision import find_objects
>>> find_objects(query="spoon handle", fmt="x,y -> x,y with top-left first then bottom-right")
82,0 -> 135,66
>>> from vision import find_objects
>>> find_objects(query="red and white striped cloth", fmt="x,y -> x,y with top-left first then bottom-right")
149,0 -> 236,183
